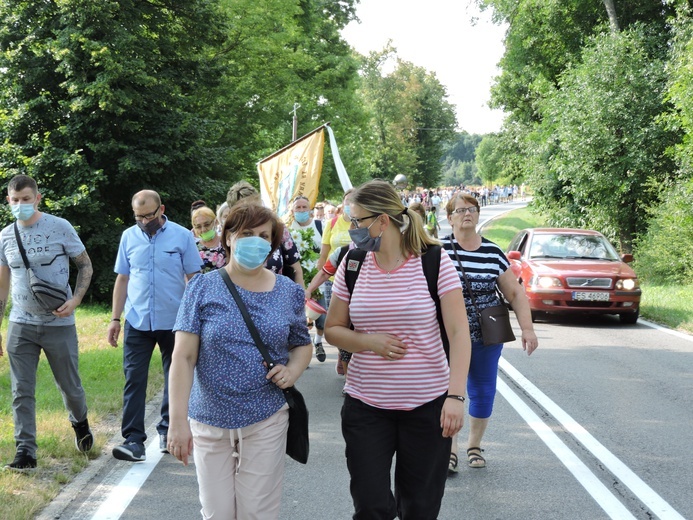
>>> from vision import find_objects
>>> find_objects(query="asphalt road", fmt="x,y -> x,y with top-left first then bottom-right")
39,199 -> 693,520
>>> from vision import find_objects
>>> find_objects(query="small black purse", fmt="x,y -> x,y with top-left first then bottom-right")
219,269 -> 309,464
449,238 -> 516,347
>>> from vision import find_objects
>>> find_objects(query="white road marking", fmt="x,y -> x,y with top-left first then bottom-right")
88,439 -> 165,520
639,318 -> 693,342
496,377 -> 636,519
500,358 -> 686,520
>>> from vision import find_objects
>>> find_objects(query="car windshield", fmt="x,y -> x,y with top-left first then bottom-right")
528,234 -> 620,261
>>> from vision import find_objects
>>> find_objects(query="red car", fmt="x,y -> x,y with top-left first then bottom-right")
506,228 -> 641,324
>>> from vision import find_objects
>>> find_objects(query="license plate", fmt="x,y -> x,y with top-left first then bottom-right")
572,291 -> 609,302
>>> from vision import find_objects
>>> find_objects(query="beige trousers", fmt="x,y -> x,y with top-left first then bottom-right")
191,405 -> 289,520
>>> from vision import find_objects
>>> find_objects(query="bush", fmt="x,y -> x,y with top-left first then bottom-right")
634,178 -> 693,283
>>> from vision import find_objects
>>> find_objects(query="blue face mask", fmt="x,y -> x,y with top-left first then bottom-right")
294,211 -> 310,224
10,203 -> 36,221
348,219 -> 382,252
343,205 -> 351,217
233,236 -> 272,270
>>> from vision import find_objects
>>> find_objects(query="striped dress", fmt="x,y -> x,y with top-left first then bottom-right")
332,250 -> 462,410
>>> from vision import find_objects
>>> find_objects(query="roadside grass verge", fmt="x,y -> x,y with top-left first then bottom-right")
480,206 -> 693,335
480,207 -> 541,250
0,304 -> 164,519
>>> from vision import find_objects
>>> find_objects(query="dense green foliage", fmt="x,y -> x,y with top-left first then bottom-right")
0,1 -> 458,299
476,0 -> 693,276
359,45 -> 457,188
530,26 -> 678,252
440,131 -> 482,186
0,0 -> 230,297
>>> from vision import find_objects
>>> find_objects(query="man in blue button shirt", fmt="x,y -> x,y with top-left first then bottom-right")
107,190 -> 201,462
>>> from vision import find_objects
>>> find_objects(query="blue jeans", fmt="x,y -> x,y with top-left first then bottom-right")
121,322 -> 174,444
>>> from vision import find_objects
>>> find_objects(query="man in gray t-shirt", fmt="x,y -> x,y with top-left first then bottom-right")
0,174 -> 94,471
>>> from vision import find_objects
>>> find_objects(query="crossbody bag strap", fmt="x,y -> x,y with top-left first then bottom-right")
13,222 -> 31,270
448,236 -> 480,316
218,268 -> 295,407
219,268 -> 276,368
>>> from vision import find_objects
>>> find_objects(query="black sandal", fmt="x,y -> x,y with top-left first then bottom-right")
448,453 -> 458,475
467,447 -> 486,468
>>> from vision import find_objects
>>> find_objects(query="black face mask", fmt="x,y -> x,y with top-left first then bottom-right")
137,216 -> 163,235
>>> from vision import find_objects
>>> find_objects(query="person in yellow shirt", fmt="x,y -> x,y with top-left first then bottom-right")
316,189 -> 354,375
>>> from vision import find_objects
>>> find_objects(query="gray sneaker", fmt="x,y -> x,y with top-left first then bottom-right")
159,434 -> 169,454
313,337 -> 326,362
112,442 -> 146,462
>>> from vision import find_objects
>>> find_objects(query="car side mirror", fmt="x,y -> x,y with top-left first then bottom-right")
507,250 -> 521,260
621,253 -> 634,263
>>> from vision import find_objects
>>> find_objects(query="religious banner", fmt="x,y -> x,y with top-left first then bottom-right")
258,125 -> 326,220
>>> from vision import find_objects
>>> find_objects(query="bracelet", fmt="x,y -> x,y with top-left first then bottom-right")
446,394 -> 466,403
111,318 -> 120,322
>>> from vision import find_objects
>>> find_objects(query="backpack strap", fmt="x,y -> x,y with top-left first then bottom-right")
338,245 -> 449,357
314,219 -> 323,236
335,244 -> 350,268
343,248 -> 367,300
421,245 -> 449,358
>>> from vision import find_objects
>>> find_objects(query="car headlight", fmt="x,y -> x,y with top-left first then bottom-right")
616,278 -> 638,290
532,276 -> 563,289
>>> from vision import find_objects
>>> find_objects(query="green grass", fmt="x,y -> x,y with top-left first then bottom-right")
480,207 -> 540,250
0,305 -> 165,519
480,206 -> 693,334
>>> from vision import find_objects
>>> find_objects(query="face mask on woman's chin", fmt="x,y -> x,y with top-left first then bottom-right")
199,229 -> 216,242
348,220 -> 382,252
232,236 -> 272,270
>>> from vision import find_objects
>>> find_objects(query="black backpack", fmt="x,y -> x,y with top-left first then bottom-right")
339,245 -> 450,357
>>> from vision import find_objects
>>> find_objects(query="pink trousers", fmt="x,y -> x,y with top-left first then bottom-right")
190,405 -> 289,520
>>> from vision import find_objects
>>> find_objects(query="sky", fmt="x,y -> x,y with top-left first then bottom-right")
341,0 -> 508,135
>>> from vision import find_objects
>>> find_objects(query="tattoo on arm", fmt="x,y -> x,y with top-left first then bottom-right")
0,299 -> 5,319
72,251 -> 93,300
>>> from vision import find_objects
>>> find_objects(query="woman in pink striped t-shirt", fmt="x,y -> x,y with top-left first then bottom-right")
325,180 -> 471,520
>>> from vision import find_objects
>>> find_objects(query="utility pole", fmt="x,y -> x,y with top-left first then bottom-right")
290,103 -> 301,141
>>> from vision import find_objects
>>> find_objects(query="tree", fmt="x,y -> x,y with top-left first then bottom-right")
478,0 -> 675,124
531,26 -> 679,252
0,0 -> 228,297
0,0 -> 370,298
213,0 -> 368,198
358,45 -> 457,188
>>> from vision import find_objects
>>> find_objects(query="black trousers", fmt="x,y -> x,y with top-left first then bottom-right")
341,393 -> 451,520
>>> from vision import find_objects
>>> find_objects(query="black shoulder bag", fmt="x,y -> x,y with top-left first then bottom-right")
219,269 -> 309,464
449,237 -> 516,347
14,222 -> 69,311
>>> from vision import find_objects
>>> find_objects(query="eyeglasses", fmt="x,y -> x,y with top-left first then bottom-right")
134,207 -> 161,221
452,207 -> 478,215
349,214 -> 380,227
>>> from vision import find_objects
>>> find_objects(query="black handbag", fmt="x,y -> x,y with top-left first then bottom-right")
219,269 -> 309,464
449,237 -> 516,347
14,222 -> 69,311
